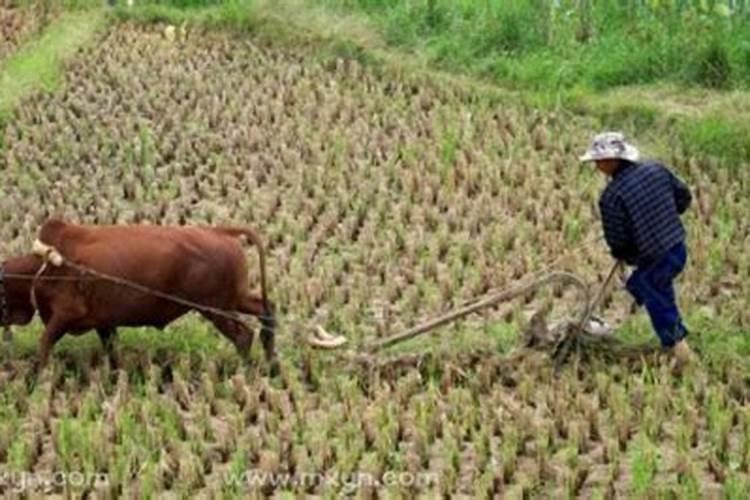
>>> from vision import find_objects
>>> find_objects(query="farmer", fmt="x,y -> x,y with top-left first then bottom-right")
580,131 -> 695,367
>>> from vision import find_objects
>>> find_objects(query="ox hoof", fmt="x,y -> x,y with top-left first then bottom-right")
27,360 -> 49,388
268,359 -> 281,378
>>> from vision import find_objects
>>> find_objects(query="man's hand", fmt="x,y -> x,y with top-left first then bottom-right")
616,260 -> 630,287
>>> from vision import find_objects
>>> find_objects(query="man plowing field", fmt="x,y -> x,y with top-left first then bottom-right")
581,131 -> 696,369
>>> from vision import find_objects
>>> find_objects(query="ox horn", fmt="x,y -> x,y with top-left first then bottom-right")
306,325 -> 348,349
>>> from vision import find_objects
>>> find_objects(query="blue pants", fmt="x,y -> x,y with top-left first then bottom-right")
625,242 -> 689,348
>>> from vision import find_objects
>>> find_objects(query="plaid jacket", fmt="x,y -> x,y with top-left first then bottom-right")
599,161 -> 691,266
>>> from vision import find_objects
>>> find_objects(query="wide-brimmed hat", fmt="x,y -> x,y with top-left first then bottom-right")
580,131 -> 640,163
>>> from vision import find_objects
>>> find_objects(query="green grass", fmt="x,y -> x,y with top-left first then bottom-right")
564,85 -> 750,167
0,9 -> 108,123
679,116 -> 750,167
314,0 -> 750,91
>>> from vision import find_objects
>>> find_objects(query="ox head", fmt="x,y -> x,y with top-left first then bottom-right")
1,255 -> 42,329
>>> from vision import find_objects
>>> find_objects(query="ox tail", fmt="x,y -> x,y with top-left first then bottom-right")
216,226 -> 270,312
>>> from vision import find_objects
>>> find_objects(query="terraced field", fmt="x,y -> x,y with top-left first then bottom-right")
1,20 -> 750,498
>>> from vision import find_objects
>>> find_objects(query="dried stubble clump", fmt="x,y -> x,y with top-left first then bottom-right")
0,4 -> 47,62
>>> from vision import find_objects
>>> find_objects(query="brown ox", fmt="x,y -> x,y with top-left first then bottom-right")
0,219 -> 277,373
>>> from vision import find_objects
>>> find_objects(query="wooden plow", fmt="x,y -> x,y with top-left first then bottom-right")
307,263 -> 624,368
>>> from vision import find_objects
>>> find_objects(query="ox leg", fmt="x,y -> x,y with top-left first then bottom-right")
97,328 -> 119,370
239,295 -> 278,377
205,314 -> 255,361
36,316 -> 68,373
260,323 -> 279,378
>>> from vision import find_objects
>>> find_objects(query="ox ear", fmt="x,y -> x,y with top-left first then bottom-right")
38,218 -> 68,244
